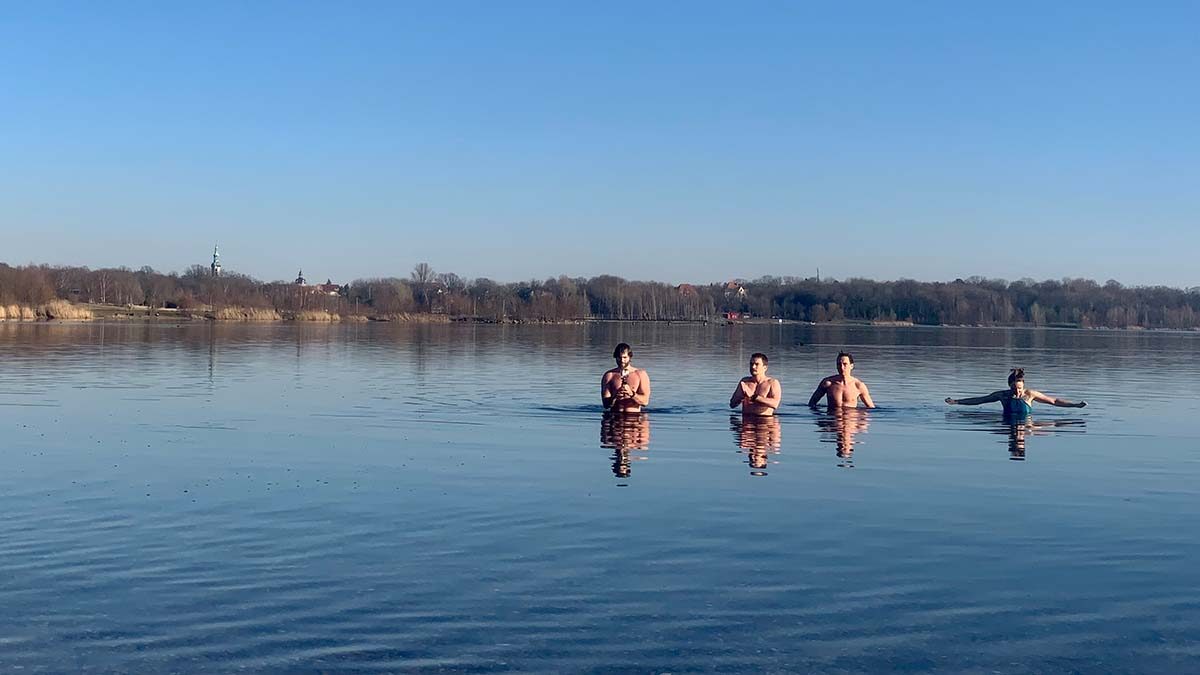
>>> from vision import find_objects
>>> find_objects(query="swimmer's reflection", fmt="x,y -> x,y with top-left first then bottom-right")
1001,414 -> 1086,460
947,410 -> 1085,460
600,412 -> 651,478
813,407 -> 870,468
729,414 -> 782,476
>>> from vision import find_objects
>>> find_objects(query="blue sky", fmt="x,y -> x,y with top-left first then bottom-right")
2,2 -> 1197,286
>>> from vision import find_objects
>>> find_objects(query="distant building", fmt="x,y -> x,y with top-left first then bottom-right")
676,284 -> 698,297
316,279 -> 340,296
295,269 -> 307,286
723,281 -> 747,299
211,245 -> 222,277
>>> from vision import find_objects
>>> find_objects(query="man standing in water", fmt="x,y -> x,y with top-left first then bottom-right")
602,343 -> 651,412
808,351 -> 875,409
729,352 -> 782,416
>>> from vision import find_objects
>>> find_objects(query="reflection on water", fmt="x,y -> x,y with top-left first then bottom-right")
3,321 -> 1200,672
813,408 -> 871,468
729,414 -> 782,476
948,410 -> 1087,460
599,412 -> 650,480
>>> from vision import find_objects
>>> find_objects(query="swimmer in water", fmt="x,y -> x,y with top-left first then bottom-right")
945,368 -> 1086,414
729,352 -> 782,416
808,351 -> 875,409
601,343 -> 651,413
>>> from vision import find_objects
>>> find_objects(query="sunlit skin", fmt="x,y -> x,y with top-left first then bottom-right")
729,356 -> 782,416
601,348 -> 651,412
808,355 -> 875,408
945,376 -> 1086,409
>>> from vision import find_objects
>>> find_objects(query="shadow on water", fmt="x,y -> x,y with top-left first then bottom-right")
729,414 -> 782,476
599,412 -> 651,483
946,410 -> 1086,460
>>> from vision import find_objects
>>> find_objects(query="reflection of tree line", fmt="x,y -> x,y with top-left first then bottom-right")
5,261 -> 1200,327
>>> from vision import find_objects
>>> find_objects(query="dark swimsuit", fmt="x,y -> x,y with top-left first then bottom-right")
1002,394 -> 1033,417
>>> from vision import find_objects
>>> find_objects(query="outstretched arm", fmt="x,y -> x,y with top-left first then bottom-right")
859,381 -> 875,409
945,391 -> 1004,406
1031,390 -> 1087,408
808,380 -> 829,407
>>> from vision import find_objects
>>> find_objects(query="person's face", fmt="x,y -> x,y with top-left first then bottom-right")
837,356 -> 853,376
1012,379 -> 1025,397
749,356 -> 766,377
615,350 -> 631,370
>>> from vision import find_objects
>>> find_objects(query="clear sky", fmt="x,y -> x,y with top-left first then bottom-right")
2,2 -> 1197,286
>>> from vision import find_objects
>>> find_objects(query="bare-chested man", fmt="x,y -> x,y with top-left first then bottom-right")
808,351 -> 875,409
601,343 -> 651,413
729,352 -> 782,416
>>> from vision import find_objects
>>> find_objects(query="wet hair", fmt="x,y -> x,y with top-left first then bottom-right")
837,351 -> 854,364
1008,368 -> 1025,387
613,343 -> 633,359
751,352 -> 768,365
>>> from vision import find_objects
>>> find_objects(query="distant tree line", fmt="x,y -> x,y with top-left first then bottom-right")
2,261 -> 1199,329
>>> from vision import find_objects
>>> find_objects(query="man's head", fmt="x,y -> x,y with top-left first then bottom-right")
613,343 -> 633,369
750,352 -> 768,377
836,351 -> 854,375
1008,368 -> 1025,396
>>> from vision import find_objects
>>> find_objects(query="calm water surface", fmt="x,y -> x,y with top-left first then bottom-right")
2,322 -> 1199,672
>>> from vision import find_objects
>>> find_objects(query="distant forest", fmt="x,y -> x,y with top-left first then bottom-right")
2,261 -> 1199,329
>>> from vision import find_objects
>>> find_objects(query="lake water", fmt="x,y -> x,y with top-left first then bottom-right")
2,322 -> 1199,672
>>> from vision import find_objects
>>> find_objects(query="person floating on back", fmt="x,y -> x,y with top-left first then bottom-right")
808,351 -> 875,409
945,368 -> 1086,415
729,352 -> 782,416
602,343 -> 651,413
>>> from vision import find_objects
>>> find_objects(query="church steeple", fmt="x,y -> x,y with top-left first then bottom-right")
295,269 -> 307,285
211,245 -> 222,277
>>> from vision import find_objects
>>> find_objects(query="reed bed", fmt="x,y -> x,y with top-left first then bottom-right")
210,307 -> 282,321
289,310 -> 340,322
39,300 -> 94,320
0,302 -> 92,320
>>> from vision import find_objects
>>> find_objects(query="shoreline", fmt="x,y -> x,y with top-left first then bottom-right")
0,303 -> 1195,332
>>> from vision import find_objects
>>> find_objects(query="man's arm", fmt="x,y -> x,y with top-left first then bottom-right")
632,371 -> 651,407
730,379 -> 749,408
753,379 -> 782,410
858,381 -> 875,409
808,380 -> 829,407
1031,390 -> 1087,408
945,391 -> 1004,406
601,373 -> 615,409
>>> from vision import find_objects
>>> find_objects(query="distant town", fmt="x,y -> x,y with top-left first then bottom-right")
2,245 -> 1199,329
